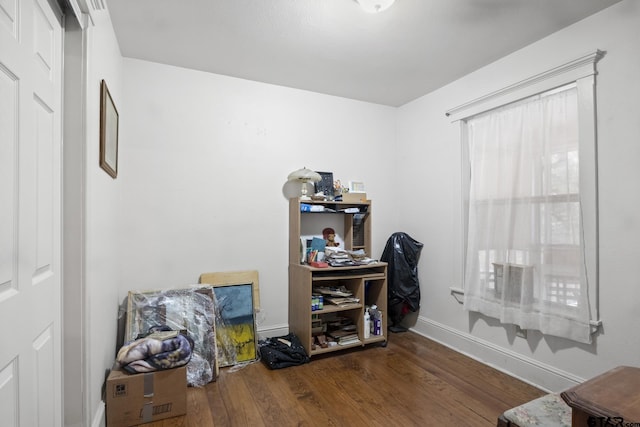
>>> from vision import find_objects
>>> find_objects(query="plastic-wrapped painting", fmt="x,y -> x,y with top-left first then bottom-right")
211,283 -> 258,367
125,287 -> 218,386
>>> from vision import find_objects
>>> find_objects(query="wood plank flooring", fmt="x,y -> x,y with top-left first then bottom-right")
143,331 -> 544,426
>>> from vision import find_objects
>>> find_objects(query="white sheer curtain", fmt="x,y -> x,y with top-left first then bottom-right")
462,85 -> 593,343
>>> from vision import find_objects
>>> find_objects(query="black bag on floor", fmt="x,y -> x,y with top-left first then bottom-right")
259,333 -> 310,369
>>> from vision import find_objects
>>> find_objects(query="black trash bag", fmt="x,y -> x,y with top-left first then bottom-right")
259,333 -> 310,370
380,232 -> 423,332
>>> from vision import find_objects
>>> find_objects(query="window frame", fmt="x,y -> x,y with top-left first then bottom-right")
448,50 -> 603,330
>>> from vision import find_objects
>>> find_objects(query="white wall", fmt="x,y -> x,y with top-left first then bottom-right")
118,59 -> 398,335
83,7 -> 124,426
398,0 -> 640,391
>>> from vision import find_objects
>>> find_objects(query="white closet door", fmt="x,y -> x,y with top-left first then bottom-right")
0,0 -> 63,425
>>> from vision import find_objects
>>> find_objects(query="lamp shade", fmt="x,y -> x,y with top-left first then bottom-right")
354,0 -> 395,13
287,167 -> 322,183
287,167 -> 322,200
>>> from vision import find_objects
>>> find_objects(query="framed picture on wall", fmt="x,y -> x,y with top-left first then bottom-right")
99,79 -> 119,178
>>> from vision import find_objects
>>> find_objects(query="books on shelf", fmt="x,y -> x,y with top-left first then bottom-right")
338,338 -> 361,346
327,329 -> 359,344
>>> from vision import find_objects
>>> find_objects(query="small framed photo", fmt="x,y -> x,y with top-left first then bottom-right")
100,79 -> 119,178
349,181 -> 366,193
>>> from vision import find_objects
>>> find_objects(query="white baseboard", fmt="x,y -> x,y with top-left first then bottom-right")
256,323 -> 289,340
410,316 -> 585,392
91,401 -> 105,427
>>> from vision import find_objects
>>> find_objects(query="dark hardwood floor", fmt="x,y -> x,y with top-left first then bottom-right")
145,331 -> 544,426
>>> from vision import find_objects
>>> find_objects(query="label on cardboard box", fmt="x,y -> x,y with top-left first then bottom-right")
106,366 -> 187,427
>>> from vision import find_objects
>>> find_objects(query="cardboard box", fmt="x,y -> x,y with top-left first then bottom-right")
105,366 -> 187,427
341,192 -> 367,203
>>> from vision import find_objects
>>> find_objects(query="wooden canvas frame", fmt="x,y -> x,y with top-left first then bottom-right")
199,270 -> 260,310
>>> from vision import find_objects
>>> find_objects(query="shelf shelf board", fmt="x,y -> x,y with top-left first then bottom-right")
312,303 -> 362,314
311,272 -> 386,281
309,336 -> 386,356
310,341 -> 363,355
363,335 -> 386,345
302,200 -> 369,206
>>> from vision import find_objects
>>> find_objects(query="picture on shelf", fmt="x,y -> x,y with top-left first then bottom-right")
314,171 -> 334,199
348,181 -> 366,193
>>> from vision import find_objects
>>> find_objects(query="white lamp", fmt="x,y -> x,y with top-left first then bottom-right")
287,167 -> 322,201
354,0 -> 395,13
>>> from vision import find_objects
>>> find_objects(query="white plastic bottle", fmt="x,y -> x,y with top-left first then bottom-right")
364,308 -> 371,339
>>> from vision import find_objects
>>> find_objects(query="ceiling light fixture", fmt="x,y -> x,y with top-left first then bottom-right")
354,0 -> 395,13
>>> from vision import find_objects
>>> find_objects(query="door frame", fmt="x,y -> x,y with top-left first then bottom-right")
61,1 -> 89,426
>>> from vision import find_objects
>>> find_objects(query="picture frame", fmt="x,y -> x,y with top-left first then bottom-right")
99,79 -> 119,178
348,180 -> 366,193
315,171 -> 334,199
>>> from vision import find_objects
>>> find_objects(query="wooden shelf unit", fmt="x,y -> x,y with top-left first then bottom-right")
288,198 -> 387,357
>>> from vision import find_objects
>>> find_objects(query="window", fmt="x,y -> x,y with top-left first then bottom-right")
447,51 -> 602,344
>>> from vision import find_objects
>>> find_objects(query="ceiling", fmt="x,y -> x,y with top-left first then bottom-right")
106,0 -> 621,107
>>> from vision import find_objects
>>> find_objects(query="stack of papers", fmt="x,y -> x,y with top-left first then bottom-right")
340,207 -> 360,213
324,296 -> 360,306
316,286 -> 353,297
324,247 -> 378,266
